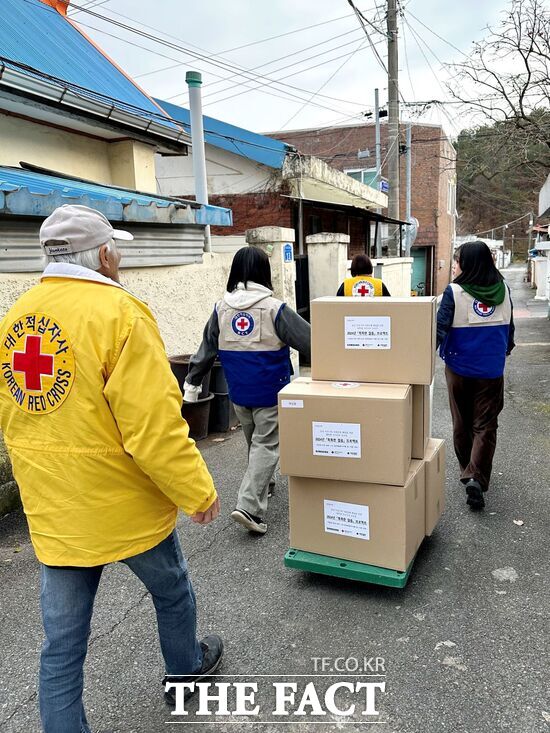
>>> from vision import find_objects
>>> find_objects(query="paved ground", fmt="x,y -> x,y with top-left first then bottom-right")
0,267 -> 549,733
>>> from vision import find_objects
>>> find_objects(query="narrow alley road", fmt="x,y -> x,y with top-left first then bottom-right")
1,267 -> 548,733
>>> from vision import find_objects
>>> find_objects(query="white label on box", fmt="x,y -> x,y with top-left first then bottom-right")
312,421 -> 361,458
344,316 -> 391,349
324,499 -> 370,540
281,399 -> 304,408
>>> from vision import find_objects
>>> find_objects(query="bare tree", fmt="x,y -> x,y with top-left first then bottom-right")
449,0 -> 550,150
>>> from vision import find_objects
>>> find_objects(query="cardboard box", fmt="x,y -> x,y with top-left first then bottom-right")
279,378 -> 412,486
288,461 -> 426,572
412,383 -> 433,459
424,438 -> 445,536
311,296 -> 436,386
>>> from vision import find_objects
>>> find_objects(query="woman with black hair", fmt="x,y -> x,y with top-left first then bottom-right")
336,254 -> 391,297
437,241 -> 515,510
184,246 -> 311,534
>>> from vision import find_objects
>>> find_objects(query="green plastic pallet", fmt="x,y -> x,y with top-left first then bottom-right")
284,548 -> 414,588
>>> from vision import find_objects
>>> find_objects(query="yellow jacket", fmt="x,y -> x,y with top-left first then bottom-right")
343,275 -> 384,297
0,264 -> 216,567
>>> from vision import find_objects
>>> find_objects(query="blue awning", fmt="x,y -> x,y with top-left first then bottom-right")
0,167 -> 232,227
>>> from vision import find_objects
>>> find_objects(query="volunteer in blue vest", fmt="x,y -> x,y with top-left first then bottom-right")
0,205 -> 223,732
184,246 -> 311,535
437,241 -> 515,510
336,254 -> 391,297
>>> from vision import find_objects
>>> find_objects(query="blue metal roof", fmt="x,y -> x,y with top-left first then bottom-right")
0,0 -> 177,132
0,167 -> 232,227
156,98 -> 293,169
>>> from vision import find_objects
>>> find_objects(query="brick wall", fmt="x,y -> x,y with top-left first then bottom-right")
209,192 -> 292,237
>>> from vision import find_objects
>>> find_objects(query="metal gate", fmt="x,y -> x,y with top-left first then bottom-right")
294,254 -> 310,322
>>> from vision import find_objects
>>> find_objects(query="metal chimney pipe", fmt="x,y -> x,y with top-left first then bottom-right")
186,70 -> 211,252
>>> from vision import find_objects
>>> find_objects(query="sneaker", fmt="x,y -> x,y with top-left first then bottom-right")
164,634 -> 224,706
231,509 -> 267,534
465,479 -> 485,510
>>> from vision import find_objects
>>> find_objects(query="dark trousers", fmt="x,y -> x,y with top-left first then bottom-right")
445,366 -> 504,491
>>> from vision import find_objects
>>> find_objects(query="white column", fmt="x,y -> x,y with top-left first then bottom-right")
306,232 -> 350,300
245,226 -> 297,308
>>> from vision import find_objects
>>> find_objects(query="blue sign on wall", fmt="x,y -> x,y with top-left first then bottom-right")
283,243 -> 294,263
380,180 -> 389,194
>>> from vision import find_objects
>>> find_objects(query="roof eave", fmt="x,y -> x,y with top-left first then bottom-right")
0,64 -> 191,147
282,154 -> 388,211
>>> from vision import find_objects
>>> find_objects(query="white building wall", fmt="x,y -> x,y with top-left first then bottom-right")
155,144 -> 274,197
0,253 -> 235,357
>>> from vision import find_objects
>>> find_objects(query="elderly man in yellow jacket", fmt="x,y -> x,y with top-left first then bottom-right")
0,205 -> 223,733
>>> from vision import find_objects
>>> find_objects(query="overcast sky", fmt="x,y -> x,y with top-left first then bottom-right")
69,0 -> 507,137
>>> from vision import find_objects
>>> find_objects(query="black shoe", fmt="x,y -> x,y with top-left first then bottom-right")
231,509 -> 267,534
465,479 -> 485,510
164,634 -> 224,706
268,481 -> 275,498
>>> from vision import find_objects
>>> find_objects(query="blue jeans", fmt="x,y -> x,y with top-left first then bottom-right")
39,530 -> 203,733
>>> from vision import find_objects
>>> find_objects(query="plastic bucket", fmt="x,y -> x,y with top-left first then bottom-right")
169,355 -> 211,400
209,392 -> 238,433
181,393 -> 215,441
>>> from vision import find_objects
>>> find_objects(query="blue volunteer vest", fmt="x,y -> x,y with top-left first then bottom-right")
440,283 -> 512,379
216,297 -> 290,407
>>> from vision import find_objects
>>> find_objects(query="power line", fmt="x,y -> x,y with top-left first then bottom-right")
405,9 -> 468,59
56,1 -> 364,110
400,14 -> 461,137
143,27 -> 365,101
279,39 -> 369,130
198,33 -> 373,105
69,0 -> 110,14
198,42 -> 380,111
347,0 -> 388,74
71,17 -> 365,118
131,6 -> 378,79
66,1 -> 373,110
53,1 -> 378,117
474,212 -> 532,236
401,19 -> 416,100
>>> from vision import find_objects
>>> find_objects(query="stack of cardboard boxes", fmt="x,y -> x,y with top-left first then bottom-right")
278,297 -> 446,573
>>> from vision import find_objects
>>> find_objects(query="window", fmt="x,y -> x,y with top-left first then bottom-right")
309,215 -> 322,234
344,167 -> 377,186
447,179 -> 456,216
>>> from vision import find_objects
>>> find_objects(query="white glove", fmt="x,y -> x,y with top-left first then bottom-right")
183,381 -> 201,403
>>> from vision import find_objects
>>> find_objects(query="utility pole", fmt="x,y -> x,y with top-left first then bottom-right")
405,122 -> 412,256
387,0 -> 400,255
374,88 -> 382,258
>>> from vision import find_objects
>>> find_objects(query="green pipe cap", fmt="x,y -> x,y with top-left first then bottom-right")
186,71 -> 202,87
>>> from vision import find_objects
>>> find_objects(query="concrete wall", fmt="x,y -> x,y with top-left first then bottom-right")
0,112 -> 158,192
539,173 -> 550,218
0,253 -> 235,356
373,258 -> 414,297
155,144 -> 274,197
209,192 -> 293,236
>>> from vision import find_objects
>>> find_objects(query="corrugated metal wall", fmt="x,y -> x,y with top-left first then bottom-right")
0,219 -> 206,272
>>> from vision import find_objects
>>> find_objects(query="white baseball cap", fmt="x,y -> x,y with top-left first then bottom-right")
40,205 -> 134,256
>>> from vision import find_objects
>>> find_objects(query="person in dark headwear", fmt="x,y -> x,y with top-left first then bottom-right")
437,241 -> 515,510
337,254 -> 391,297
